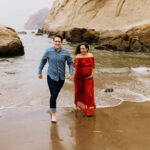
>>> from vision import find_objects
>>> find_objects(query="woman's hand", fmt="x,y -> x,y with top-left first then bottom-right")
85,75 -> 93,80
67,75 -> 73,81
85,69 -> 94,80
38,74 -> 42,79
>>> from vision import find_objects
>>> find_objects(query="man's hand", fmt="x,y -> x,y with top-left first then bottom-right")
38,74 -> 43,79
67,75 -> 73,81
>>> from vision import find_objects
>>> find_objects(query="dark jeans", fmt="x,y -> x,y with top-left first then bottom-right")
47,75 -> 64,112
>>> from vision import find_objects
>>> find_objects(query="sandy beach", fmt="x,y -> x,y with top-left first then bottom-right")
0,101 -> 150,150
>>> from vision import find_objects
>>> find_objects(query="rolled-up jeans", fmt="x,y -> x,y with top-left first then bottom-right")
47,75 -> 64,112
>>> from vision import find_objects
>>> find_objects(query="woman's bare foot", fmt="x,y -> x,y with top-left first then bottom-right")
51,112 -> 56,123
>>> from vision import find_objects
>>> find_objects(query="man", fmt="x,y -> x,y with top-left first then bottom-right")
38,35 -> 73,123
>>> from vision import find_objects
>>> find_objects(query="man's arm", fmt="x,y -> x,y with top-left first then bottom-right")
66,51 -> 73,79
38,49 -> 49,78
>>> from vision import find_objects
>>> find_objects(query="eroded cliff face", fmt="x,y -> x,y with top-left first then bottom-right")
43,0 -> 150,32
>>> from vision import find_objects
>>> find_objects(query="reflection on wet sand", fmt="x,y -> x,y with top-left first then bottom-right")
66,102 -> 150,150
49,109 -> 75,150
73,112 -> 97,150
1,102 -> 150,150
50,124 -> 65,150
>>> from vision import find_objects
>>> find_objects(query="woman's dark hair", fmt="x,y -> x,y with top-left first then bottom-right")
53,35 -> 63,42
75,42 -> 89,55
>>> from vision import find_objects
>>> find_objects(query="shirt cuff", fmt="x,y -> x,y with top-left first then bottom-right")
69,69 -> 73,75
38,69 -> 42,74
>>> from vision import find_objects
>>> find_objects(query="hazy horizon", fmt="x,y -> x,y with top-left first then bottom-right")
0,0 -> 55,30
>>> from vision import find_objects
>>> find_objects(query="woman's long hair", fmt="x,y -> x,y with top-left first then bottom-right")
75,42 -> 89,55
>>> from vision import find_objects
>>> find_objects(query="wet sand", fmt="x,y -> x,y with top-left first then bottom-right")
1,101 -> 150,150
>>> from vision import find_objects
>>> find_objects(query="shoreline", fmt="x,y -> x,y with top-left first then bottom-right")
1,101 -> 150,150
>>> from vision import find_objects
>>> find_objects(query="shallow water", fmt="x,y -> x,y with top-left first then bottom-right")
0,31 -> 150,109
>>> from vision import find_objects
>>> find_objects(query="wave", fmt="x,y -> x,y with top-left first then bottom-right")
131,67 -> 150,73
97,67 -> 150,74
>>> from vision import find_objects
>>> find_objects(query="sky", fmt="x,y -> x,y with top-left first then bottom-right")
0,0 -> 55,30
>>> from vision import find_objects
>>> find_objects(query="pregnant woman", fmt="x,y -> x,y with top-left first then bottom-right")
74,42 -> 96,116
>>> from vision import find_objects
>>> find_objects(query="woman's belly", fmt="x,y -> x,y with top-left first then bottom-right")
76,68 -> 92,79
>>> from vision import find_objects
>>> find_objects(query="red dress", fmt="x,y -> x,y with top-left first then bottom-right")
74,57 -> 96,115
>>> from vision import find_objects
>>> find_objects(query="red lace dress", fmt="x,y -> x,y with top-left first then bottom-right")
74,57 -> 96,115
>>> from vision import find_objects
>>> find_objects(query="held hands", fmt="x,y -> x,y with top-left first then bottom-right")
38,74 -> 73,80
67,75 -> 73,81
38,74 -> 43,79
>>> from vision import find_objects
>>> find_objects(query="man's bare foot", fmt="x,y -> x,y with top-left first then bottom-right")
51,112 -> 56,123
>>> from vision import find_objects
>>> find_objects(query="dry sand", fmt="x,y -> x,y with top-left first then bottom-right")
0,101 -> 150,150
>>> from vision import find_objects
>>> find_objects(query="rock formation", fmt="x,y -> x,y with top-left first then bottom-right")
65,28 -> 99,43
95,23 -> 150,52
18,31 -> 27,35
0,25 -> 24,57
43,0 -> 150,32
24,8 -> 49,30
42,0 -> 150,52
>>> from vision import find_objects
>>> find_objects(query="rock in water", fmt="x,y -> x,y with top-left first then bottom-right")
0,25 -> 24,57
96,23 -> 150,52
104,88 -> 114,92
18,31 -> 27,35
65,28 -> 99,43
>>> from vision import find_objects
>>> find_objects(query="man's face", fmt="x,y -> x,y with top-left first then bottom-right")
54,37 -> 62,50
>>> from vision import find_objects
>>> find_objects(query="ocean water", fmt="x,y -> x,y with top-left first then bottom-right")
0,31 -> 150,109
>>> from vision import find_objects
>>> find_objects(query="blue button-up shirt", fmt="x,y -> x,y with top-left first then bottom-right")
38,46 -> 73,81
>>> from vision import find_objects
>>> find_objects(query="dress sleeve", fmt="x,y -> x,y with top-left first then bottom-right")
73,58 -> 78,69
92,57 -> 95,69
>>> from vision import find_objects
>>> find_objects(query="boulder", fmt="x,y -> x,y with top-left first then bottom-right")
18,31 -> 27,35
104,88 -> 114,92
65,28 -> 99,43
48,31 -> 65,39
96,23 -> 150,52
0,25 -> 24,57
35,33 -> 43,36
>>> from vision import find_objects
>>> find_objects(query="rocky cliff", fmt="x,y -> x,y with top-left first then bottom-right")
24,8 -> 49,30
43,0 -> 150,32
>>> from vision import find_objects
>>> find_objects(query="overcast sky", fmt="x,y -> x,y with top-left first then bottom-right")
0,0 -> 55,30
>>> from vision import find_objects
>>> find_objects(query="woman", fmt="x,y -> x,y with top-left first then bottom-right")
74,42 -> 96,116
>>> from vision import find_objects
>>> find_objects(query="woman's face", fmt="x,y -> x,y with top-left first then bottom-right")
80,45 -> 88,55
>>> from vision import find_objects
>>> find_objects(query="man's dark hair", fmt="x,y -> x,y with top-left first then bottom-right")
53,35 -> 63,42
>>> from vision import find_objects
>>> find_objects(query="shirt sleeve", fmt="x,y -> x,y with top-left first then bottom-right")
66,51 -> 73,75
38,49 -> 49,74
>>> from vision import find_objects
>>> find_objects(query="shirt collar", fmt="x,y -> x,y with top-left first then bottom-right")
54,47 -> 62,53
